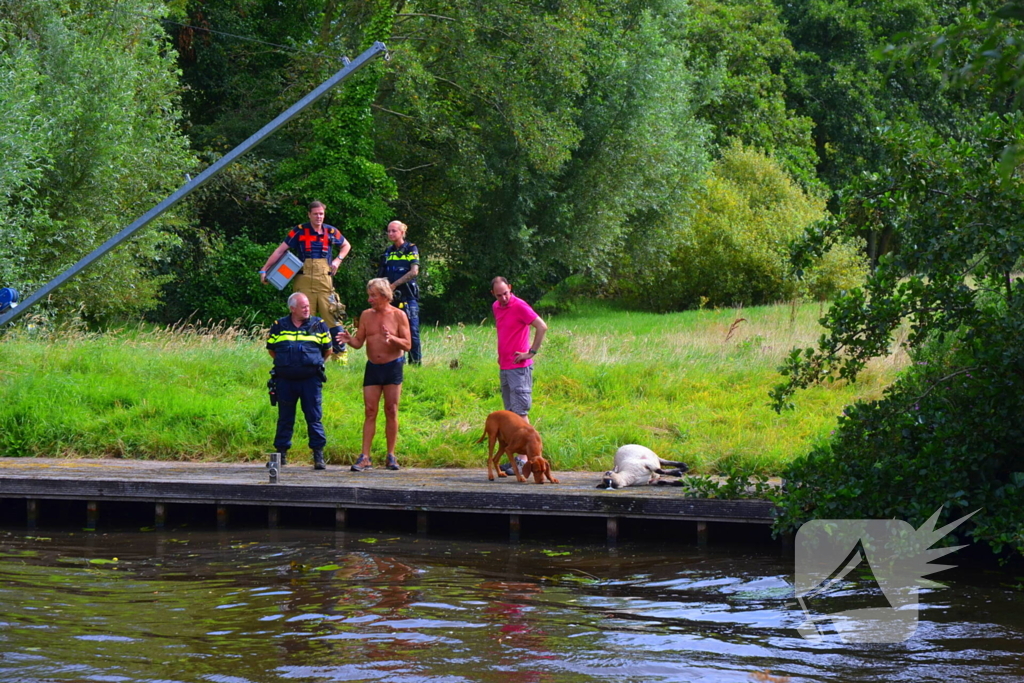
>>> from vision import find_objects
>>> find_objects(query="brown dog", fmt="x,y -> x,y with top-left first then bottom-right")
476,410 -> 559,483
525,454 -> 559,484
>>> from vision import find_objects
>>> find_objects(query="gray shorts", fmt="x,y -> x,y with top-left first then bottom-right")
500,366 -> 533,416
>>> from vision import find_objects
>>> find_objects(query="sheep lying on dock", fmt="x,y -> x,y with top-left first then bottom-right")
597,444 -> 688,489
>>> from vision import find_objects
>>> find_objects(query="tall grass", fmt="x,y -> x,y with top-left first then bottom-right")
0,302 -> 904,473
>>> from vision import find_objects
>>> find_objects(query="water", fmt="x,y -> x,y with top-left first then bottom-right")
1,529 -> 1022,682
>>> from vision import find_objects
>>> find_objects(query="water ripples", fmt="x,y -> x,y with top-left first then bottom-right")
1,530 -> 1023,682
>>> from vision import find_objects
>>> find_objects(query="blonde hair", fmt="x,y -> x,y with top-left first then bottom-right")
367,277 -> 393,300
388,220 -> 408,235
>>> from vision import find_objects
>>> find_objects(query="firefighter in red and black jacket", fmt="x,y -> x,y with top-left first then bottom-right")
260,201 -> 351,357
266,292 -> 333,470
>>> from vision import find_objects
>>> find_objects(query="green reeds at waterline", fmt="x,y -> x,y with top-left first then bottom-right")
0,302 -> 903,474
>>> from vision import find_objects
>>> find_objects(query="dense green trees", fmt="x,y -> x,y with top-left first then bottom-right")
0,0 -> 193,323
164,0 -> 401,319
687,0 -> 818,185
9,0 -> 1010,325
11,0 -> 957,326
161,0 -> 725,320
771,0 -> 1024,558
773,0 -> 944,193
0,25 -> 45,287
368,0 -> 714,317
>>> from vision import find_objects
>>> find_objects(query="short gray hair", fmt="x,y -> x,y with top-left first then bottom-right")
367,277 -> 393,300
287,292 -> 307,309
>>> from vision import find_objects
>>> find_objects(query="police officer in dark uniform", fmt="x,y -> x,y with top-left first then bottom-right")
378,220 -> 421,364
266,292 -> 333,470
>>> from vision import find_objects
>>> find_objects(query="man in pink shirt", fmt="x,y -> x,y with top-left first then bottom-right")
491,276 -> 548,420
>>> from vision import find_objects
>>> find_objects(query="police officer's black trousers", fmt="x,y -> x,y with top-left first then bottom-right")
274,377 -> 326,452
403,298 -> 421,364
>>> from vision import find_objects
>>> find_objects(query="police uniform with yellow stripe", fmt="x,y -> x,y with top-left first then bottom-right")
378,240 -> 421,364
266,314 -> 332,461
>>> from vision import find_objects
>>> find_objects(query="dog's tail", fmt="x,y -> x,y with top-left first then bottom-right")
475,429 -> 487,445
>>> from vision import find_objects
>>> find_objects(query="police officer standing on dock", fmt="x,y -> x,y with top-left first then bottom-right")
266,292 -> 333,470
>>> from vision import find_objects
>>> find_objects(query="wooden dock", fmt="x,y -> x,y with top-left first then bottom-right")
0,458 -> 776,544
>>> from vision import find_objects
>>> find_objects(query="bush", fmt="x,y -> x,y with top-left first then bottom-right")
775,324 -> 1024,559
164,236 -> 291,324
797,233 -> 867,301
534,275 -> 597,317
610,144 -> 866,311
162,234 -> 380,327
772,115 -> 1024,560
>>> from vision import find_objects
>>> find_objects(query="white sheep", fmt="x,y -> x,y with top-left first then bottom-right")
597,444 -> 688,489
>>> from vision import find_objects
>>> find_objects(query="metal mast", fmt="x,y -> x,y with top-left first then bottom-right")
0,42 -> 388,328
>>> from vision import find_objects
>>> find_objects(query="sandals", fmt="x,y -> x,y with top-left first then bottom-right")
350,454 -> 401,471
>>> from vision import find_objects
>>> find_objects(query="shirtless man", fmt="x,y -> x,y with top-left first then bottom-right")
336,278 -> 412,471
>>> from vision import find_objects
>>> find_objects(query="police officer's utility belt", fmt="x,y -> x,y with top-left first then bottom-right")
273,365 -> 325,381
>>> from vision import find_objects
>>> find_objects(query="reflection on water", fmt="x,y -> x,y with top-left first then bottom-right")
0,529 -> 1022,682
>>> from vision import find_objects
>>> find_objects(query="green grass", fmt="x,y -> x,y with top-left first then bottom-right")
0,301 -> 903,473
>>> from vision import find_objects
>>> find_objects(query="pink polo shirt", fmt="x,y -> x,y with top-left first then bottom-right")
493,294 -> 538,370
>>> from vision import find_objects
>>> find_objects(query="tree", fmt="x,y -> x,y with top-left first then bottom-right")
774,0 -> 972,196
171,0 -> 326,158
162,0 -> 400,321
275,0 -> 398,305
0,25 -> 45,289
166,0 -> 712,322
887,0 -> 1024,174
687,0 -> 819,186
373,0 -> 601,315
772,112 -> 1024,557
376,0 -> 711,318
0,0 -> 194,323
532,2 -> 711,287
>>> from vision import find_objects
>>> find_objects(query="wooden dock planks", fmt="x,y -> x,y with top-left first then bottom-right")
0,458 -> 776,536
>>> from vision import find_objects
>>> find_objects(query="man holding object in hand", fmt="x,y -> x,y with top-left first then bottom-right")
336,278 -> 411,472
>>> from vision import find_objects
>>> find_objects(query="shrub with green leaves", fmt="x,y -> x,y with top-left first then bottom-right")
167,236 -> 289,324
165,233 -> 379,327
612,144 -> 865,311
775,324 -> 1024,558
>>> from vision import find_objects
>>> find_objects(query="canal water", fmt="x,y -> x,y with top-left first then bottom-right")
1,528 -> 1022,682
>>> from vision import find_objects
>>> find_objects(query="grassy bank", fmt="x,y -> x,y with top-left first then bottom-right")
0,302 -> 903,473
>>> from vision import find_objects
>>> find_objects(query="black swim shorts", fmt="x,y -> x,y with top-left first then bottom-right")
363,357 -> 404,387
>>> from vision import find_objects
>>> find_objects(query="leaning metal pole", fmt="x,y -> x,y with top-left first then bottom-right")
0,41 -> 388,329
